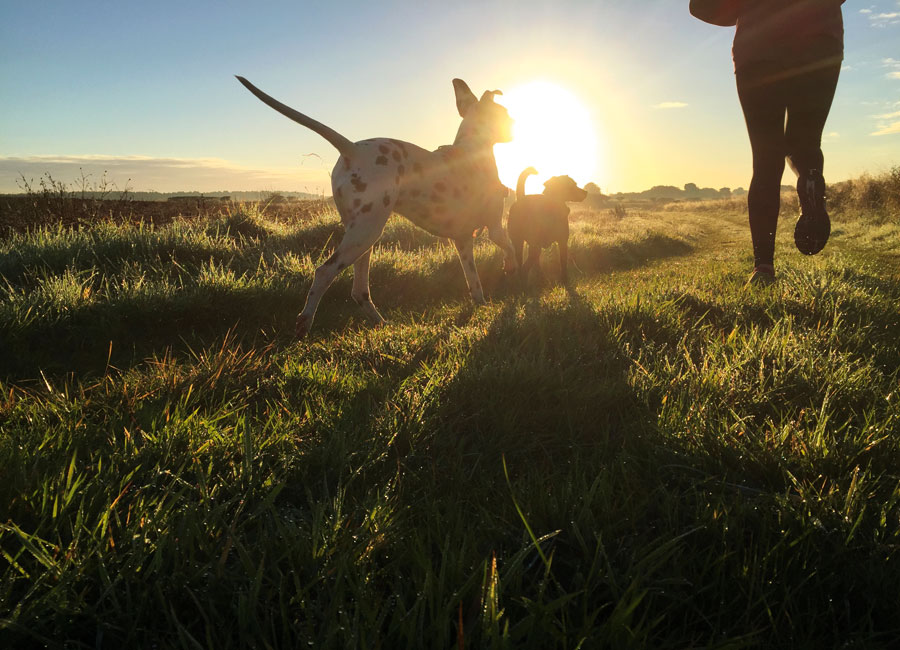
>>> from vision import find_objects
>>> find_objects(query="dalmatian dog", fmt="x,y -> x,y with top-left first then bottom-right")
236,76 -> 518,337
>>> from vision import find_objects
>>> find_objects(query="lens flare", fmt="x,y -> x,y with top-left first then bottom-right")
493,81 -> 602,195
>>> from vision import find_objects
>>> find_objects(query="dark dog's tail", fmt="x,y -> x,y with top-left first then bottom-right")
516,167 -> 537,201
236,76 -> 357,159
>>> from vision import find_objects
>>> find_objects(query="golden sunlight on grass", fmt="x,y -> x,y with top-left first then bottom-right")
493,80 -> 602,194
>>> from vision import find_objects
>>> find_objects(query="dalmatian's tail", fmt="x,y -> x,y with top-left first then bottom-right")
516,167 -> 537,201
236,76 -> 357,159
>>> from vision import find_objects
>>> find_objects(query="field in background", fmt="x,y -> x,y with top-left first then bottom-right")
1,173 -> 899,648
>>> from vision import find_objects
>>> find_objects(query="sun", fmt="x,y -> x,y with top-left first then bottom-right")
493,80 -> 601,195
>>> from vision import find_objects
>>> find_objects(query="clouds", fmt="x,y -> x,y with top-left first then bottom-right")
870,105 -> 900,136
872,122 -> 900,135
886,59 -> 900,80
860,3 -> 900,27
0,155 -> 329,194
871,111 -> 900,136
866,56 -> 900,135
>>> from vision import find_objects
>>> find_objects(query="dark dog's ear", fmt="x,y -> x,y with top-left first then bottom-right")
543,177 -> 560,191
453,79 -> 478,117
480,90 -> 503,102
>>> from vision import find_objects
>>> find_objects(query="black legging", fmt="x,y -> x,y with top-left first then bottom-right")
736,63 -> 841,267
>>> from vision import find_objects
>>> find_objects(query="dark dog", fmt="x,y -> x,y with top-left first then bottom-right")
507,167 -> 587,284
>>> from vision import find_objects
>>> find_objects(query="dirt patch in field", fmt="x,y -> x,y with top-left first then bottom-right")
0,196 -> 335,237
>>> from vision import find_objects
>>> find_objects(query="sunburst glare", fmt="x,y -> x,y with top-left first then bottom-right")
494,81 -> 602,195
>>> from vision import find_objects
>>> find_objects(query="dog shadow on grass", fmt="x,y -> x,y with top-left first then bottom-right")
335,286 -> 701,639
381,288 -> 645,495
347,276 -> 900,644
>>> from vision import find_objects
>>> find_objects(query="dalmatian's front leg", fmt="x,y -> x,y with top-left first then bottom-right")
453,236 -> 486,305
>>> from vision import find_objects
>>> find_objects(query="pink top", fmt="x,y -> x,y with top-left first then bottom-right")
733,0 -> 844,73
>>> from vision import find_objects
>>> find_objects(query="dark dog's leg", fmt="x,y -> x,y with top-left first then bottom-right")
558,239 -> 569,285
510,235 -> 525,275
522,243 -> 541,283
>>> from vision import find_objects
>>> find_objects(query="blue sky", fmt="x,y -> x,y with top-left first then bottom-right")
1,0 -> 898,194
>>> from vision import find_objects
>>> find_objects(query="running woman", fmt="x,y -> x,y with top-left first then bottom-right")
690,0 -> 845,283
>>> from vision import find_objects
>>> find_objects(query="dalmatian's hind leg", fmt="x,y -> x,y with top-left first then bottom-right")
487,221 -> 518,274
296,211 -> 389,337
351,247 -> 386,326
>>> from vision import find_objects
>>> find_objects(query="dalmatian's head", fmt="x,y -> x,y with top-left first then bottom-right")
452,79 -> 514,145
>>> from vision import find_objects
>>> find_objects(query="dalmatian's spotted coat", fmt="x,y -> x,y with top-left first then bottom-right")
237,76 -> 517,337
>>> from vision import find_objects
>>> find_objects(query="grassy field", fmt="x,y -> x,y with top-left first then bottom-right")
1,191 -> 899,648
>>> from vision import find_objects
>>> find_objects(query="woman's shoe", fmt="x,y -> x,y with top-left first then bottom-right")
794,169 -> 830,255
746,264 -> 776,287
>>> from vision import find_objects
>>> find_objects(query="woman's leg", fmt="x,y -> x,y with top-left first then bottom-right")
784,64 -> 841,177
785,63 -> 841,255
737,70 -> 788,269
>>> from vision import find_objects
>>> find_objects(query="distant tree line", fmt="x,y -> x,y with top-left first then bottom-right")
0,189 -> 324,202
582,182 -> 797,204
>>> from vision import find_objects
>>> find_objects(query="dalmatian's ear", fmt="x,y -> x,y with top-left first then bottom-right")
480,90 -> 503,102
453,79 -> 478,117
